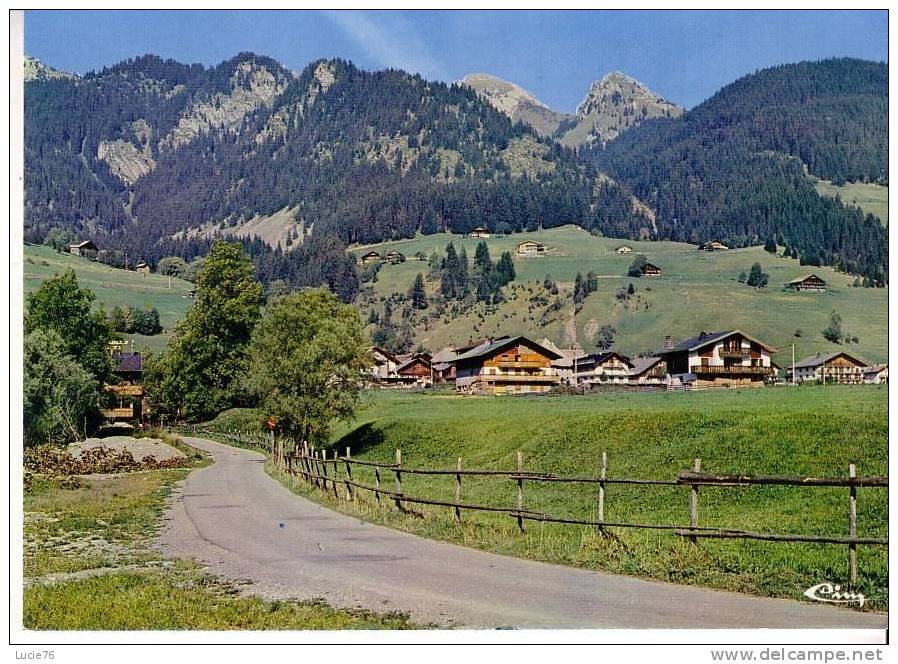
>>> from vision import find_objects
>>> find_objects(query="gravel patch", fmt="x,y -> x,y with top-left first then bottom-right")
69,436 -> 186,463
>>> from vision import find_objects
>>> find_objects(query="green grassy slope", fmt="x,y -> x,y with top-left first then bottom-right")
351,226 -> 888,363
24,244 -> 193,353
813,180 -> 888,227
259,387 -> 888,609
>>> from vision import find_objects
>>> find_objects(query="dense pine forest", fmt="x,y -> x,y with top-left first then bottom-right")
24,54 -> 888,296
587,58 -> 888,283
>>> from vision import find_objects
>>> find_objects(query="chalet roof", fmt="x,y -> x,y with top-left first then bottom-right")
113,352 -> 142,373
660,330 -> 777,355
68,240 -> 96,249
863,364 -> 887,375
452,335 -> 563,363
431,347 -> 457,363
361,250 -> 381,258
793,351 -> 869,369
572,351 -> 634,370
396,354 -> 432,372
643,262 -> 662,271
135,261 -> 149,268
471,226 -> 488,232
788,274 -> 827,285
630,356 -> 664,376
371,346 -> 399,363
384,250 -> 404,257
517,240 -> 544,247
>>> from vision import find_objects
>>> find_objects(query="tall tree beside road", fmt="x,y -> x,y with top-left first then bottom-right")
145,241 -> 263,421
244,289 -> 370,448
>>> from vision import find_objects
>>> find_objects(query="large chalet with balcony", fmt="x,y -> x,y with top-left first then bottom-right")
567,351 -> 634,386
788,351 -> 869,384
658,330 -> 776,388
452,336 -> 562,395
101,352 -> 145,421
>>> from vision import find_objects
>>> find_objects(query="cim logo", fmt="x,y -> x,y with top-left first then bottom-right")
803,582 -> 866,608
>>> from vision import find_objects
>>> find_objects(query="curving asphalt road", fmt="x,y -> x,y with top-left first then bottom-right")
157,437 -> 887,630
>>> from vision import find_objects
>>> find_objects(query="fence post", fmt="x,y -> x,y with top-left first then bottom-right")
394,449 -> 403,510
374,465 -> 382,508
597,450 -> 607,534
321,450 -> 330,492
344,447 -> 353,501
309,446 -> 318,488
454,457 -> 462,523
516,450 -> 524,532
689,458 -> 702,544
331,450 -> 340,499
849,463 -> 858,585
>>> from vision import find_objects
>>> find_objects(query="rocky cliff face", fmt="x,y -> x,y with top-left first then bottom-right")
558,72 -> 682,147
461,73 -> 572,137
24,55 -> 77,82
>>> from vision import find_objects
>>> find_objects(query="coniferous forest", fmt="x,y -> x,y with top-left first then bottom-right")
24,54 -> 888,298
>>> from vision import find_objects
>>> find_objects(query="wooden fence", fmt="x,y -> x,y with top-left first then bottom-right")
178,426 -> 887,585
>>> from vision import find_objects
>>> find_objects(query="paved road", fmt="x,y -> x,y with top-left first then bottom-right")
158,437 -> 887,629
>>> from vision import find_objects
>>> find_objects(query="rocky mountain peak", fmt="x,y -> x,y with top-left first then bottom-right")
461,73 -> 571,137
24,55 -> 78,82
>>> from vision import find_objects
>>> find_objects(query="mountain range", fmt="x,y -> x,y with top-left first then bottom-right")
23,53 -> 888,293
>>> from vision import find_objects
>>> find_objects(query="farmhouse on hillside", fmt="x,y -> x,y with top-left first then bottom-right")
384,250 -> 406,265
629,356 -> 668,385
468,226 -> 490,239
616,245 -> 633,254
101,352 -> 145,421
863,364 -> 888,384
788,351 -> 869,384
700,240 -> 729,251
452,336 -> 562,395
67,240 -> 97,256
135,261 -> 151,274
360,251 -> 381,265
658,330 -> 776,388
787,274 -> 827,291
516,240 -> 546,256
369,346 -> 400,381
568,351 -> 634,387
642,262 -> 662,276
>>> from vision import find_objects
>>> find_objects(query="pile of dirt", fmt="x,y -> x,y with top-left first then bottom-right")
70,436 -> 186,463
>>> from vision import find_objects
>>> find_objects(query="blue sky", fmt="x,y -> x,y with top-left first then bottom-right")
25,9 -> 887,110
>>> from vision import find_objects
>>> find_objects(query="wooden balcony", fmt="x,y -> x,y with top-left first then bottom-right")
101,407 -> 135,420
691,365 -> 771,375
719,349 -> 749,359
104,384 -> 144,397
477,373 -> 560,384
492,360 -> 546,369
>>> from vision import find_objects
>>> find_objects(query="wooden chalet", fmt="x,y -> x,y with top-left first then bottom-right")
658,330 -> 776,388
430,347 -> 458,382
616,245 -> 633,254
787,274 -> 827,291
516,240 -> 546,256
629,356 -> 667,385
383,250 -> 406,265
700,240 -> 729,252
642,262 -> 662,276
468,226 -> 490,239
863,364 -> 888,385
394,353 -> 433,386
789,351 -> 869,384
135,261 -> 151,274
369,346 -> 400,381
569,351 -> 633,386
102,352 -> 145,421
360,251 -> 381,265
67,240 -> 97,256
452,336 -> 562,395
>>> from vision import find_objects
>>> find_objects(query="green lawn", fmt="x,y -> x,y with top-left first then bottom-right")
813,180 -> 888,227
352,226 -> 888,364
23,437 -> 418,630
23,244 -> 194,354
249,387 -> 888,610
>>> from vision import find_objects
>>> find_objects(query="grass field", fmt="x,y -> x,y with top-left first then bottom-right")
351,226 -> 888,364
813,180 -> 889,227
23,244 -> 194,354
239,386 -> 888,611
22,437 -> 418,630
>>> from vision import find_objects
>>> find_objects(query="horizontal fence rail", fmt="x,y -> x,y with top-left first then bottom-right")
178,426 -> 888,585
